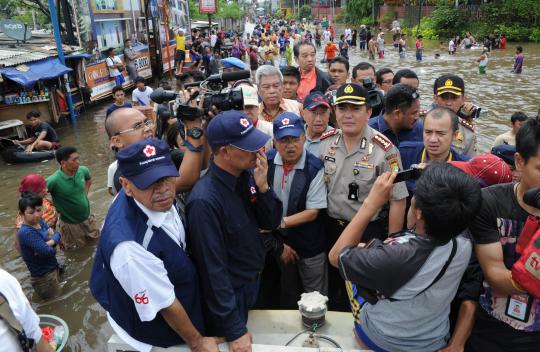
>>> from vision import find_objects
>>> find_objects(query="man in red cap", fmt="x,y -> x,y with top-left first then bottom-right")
14,174 -> 58,253
450,153 -> 513,188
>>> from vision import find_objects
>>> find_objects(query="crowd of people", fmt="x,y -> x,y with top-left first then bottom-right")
1,18 -> 539,352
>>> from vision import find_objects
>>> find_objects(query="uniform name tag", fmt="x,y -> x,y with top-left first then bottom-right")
325,156 -> 336,162
505,294 -> 532,322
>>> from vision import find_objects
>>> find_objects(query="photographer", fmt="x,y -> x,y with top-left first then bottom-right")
351,62 -> 384,118
468,116 -> 540,351
329,163 -> 482,352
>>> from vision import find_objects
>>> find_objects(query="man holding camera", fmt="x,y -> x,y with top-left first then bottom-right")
186,111 -> 282,352
320,83 -> 408,311
351,62 -> 384,118
432,74 -> 478,157
369,84 -> 423,148
468,116 -> 540,351
329,163 -> 482,351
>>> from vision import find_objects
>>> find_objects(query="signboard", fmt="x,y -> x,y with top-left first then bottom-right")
0,19 -> 32,41
199,0 -> 216,14
85,49 -> 152,101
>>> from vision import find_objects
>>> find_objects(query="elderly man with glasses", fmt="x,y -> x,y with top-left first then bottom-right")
104,108 -> 204,196
256,65 -> 302,123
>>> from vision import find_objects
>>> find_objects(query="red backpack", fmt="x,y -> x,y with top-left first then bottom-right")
512,215 -> 540,299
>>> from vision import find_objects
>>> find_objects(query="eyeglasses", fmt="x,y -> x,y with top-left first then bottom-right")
381,79 -> 393,84
276,136 -> 302,145
114,119 -> 154,136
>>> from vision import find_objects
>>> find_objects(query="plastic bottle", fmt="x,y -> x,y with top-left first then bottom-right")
53,325 -> 65,345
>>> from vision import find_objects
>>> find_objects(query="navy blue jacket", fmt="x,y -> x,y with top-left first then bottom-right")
18,221 -> 58,277
369,114 -> 424,147
186,162 -> 282,341
267,149 -> 326,258
89,190 -> 204,347
399,141 -> 469,192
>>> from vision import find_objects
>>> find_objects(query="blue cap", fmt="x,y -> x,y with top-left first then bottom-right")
491,144 -> 516,167
207,110 -> 271,152
221,57 -> 247,70
117,138 -> 179,190
273,112 -> 304,140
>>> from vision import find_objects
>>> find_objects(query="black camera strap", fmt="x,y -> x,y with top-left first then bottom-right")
388,237 -> 457,302
0,293 -> 34,352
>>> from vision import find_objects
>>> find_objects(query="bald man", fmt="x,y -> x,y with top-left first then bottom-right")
105,108 -> 205,196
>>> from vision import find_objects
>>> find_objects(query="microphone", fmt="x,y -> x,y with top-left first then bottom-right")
150,87 -> 177,104
184,70 -> 251,89
524,188 -> 540,209
207,70 -> 251,83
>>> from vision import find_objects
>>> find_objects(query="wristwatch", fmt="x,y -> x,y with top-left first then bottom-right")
186,127 -> 204,139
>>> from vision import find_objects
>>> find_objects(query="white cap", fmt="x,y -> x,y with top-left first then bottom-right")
242,85 -> 259,107
297,291 -> 328,313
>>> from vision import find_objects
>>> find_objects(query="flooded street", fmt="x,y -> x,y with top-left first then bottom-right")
1,40 -> 539,351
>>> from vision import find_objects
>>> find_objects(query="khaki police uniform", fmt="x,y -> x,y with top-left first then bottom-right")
320,127 -> 409,223
453,118 -> 477,158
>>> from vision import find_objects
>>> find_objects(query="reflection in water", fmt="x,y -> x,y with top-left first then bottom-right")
0,40 -> 539,351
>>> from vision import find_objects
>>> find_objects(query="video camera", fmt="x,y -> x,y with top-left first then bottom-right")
457,104 -> 482,120
361,78 -> 384,117
150,70 -> 251,121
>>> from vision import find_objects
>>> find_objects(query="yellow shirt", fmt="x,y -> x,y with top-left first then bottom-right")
175,34 -> 185,51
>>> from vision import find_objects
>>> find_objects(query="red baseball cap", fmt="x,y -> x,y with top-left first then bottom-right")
19,174 -> 47,193
450,153 -> 512,188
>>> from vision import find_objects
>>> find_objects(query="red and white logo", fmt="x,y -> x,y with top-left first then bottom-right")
282,118 -> 290,125
240,118 -> 250,128
143,145 -> 156,157
250,186 -> 256,194
134,291 -> 149,304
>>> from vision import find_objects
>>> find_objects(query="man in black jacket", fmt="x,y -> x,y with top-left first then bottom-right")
294,41 -> 333,102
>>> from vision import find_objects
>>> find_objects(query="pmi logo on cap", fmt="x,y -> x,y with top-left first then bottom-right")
143,145 -> 156,157
240,118 -> 250,128
282,117 -> 290,125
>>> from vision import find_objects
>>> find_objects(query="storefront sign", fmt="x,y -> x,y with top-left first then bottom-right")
199,0 -> 216,14
85,49 -> 152,101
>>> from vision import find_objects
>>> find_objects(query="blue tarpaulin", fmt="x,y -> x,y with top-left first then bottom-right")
65,53 -> 91,60
0,57 -> 73,88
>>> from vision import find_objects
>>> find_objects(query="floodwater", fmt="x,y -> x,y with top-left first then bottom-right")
0,39 -> 539,351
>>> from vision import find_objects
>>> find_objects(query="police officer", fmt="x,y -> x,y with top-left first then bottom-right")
432,74 -> 478,157
90,139 -> 217,352
320,83 -> 408,311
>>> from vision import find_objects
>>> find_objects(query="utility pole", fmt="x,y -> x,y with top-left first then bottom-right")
47,0 -> 77,123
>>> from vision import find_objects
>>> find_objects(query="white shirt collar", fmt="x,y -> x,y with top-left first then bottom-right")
134,199 -> 170,228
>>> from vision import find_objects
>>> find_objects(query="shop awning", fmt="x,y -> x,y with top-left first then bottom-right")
65,53 -> 91,60
0,57 -> 72,88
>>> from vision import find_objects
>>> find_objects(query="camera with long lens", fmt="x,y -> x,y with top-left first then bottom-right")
361,78 -> 384,117
149,70 -> 251,122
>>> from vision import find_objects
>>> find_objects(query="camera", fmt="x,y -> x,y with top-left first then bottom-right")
150,70 -> 251,122
394,164 -> 423,183
361,78 -> 384,117
457,104 -> 482,119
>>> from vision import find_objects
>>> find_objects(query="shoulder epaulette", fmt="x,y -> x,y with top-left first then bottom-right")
372,133 -> 392,152
320,128 -> 339,140
459,118 -> 475,132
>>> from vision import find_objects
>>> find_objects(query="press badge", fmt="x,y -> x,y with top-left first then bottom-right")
505,294 -> 532,322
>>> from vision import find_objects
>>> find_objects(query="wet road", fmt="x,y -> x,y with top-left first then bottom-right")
0,39 -> 539,351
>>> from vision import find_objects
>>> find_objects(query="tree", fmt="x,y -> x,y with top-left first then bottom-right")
0,0 -> 19,19
299,4 -> 311,20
